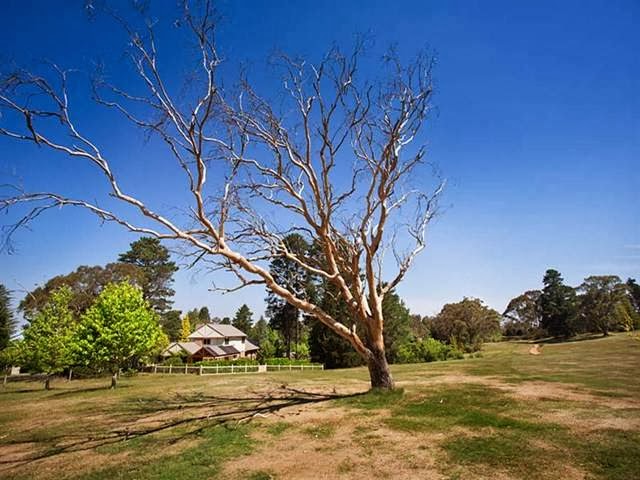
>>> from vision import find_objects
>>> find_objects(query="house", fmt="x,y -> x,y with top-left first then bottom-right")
162,323 -> 259,362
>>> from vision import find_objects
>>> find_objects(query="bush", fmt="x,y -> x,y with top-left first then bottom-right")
396,338 -> 463,364
196,358 -> 259,366
264,358 -> 320,366
163,356 -> 184,366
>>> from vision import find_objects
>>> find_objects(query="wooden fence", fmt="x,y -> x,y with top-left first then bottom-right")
141,363 -> 324,376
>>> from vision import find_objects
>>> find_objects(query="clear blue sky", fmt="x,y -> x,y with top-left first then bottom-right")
1,0 -> 638,325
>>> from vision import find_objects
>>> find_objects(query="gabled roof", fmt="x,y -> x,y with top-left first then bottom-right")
162,342 -> 202,357
188,324 -> 225,339
187,323 -> 247,339
245,340 -> 259,352
209,324 -> 247,338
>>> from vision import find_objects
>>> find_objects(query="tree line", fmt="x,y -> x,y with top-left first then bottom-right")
503,269 -> 640,339
0,237 -> 175,389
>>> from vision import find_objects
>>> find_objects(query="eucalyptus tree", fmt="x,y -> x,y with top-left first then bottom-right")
0,2 -> 443,389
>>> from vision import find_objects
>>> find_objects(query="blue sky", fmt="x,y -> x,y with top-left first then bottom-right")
1,0 -> 638,325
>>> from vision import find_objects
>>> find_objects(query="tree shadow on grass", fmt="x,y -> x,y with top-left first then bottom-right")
0,385 -> 362,471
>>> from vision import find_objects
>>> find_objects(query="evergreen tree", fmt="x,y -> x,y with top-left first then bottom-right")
309,281 -> 363,368
626,278 -> 640,314
159,310 -> 182,342
250,316 -> 269,342
381,290 -> 413,363
265,234 -> 313,358
119,237 -> 178,313
0,284 -> 16,350
538,269 -> 577,338
221,317 -> 231,325
232,304 -> 254,333
198,306 -> 211,323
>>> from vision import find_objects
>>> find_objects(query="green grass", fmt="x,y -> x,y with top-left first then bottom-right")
0,333 -> 638,479
78,424 -> 254,480
264,421 -> 292,436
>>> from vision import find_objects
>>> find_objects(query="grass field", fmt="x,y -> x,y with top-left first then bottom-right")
1,333 -> 639,479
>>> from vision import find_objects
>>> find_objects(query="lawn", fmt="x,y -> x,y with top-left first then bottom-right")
1,333 -> 639,479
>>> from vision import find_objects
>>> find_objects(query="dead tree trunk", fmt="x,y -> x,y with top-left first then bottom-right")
110,372 -> 118,389
44,375 -> 51,391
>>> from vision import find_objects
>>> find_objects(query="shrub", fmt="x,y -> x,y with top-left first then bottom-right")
264,358 -> 320,366
196,358 -> 259,366
396,338 -> 463,364
163,356 -> 184,366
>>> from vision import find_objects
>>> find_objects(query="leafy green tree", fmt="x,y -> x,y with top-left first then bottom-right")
74,282 -> 166,388
538,269 -> 577,338
20,287 -> 76,389
250,316 -> 269,341
221,317 -> 231,325
159,310 -> 182,342
502,290 -> 542,338
381,290 -> 413,363
19,263 -> 144,320
0,341 -> 21,376
429,297 -> 501,352
255,327 -> 285,362
577,275 -> 637,336
0,284 -> 16,350
232,304 -> 254,333
118,237 -> 178,313
626,278 -> 640,315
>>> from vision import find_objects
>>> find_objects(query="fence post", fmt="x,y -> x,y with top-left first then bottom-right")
199,365 -> 203,376
245,364 -> 248,373
154,364 -> 157,374
169,364 -> 172,374
216,364 -> 219,375
231,365 -> 234,374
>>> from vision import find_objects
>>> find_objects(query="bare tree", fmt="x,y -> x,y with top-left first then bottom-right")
0,1 -> 443,389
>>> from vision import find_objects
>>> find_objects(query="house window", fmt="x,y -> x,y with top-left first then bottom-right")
204,339 -> 211,345
224,337 -> 229,345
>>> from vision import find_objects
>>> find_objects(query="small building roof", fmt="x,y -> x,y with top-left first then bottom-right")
202,345 -> 241,357
162,342 -> 202,357
210,324 -> 247,338
188,324 -> 224,339
245,340 -> 259,352
188,323 -> 248,339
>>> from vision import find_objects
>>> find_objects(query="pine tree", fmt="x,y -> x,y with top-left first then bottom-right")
232,304 -> 254,333
265,234 -> 313,358
119,237 -> 178,313
0,284 -> 16,350
538,269 -> 577,338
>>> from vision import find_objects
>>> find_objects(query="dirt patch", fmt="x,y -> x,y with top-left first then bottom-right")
223,403 -> 445,480
494,381 -> 640,409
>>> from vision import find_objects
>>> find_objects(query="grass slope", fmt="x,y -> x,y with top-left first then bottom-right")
0,333 -> 638,479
